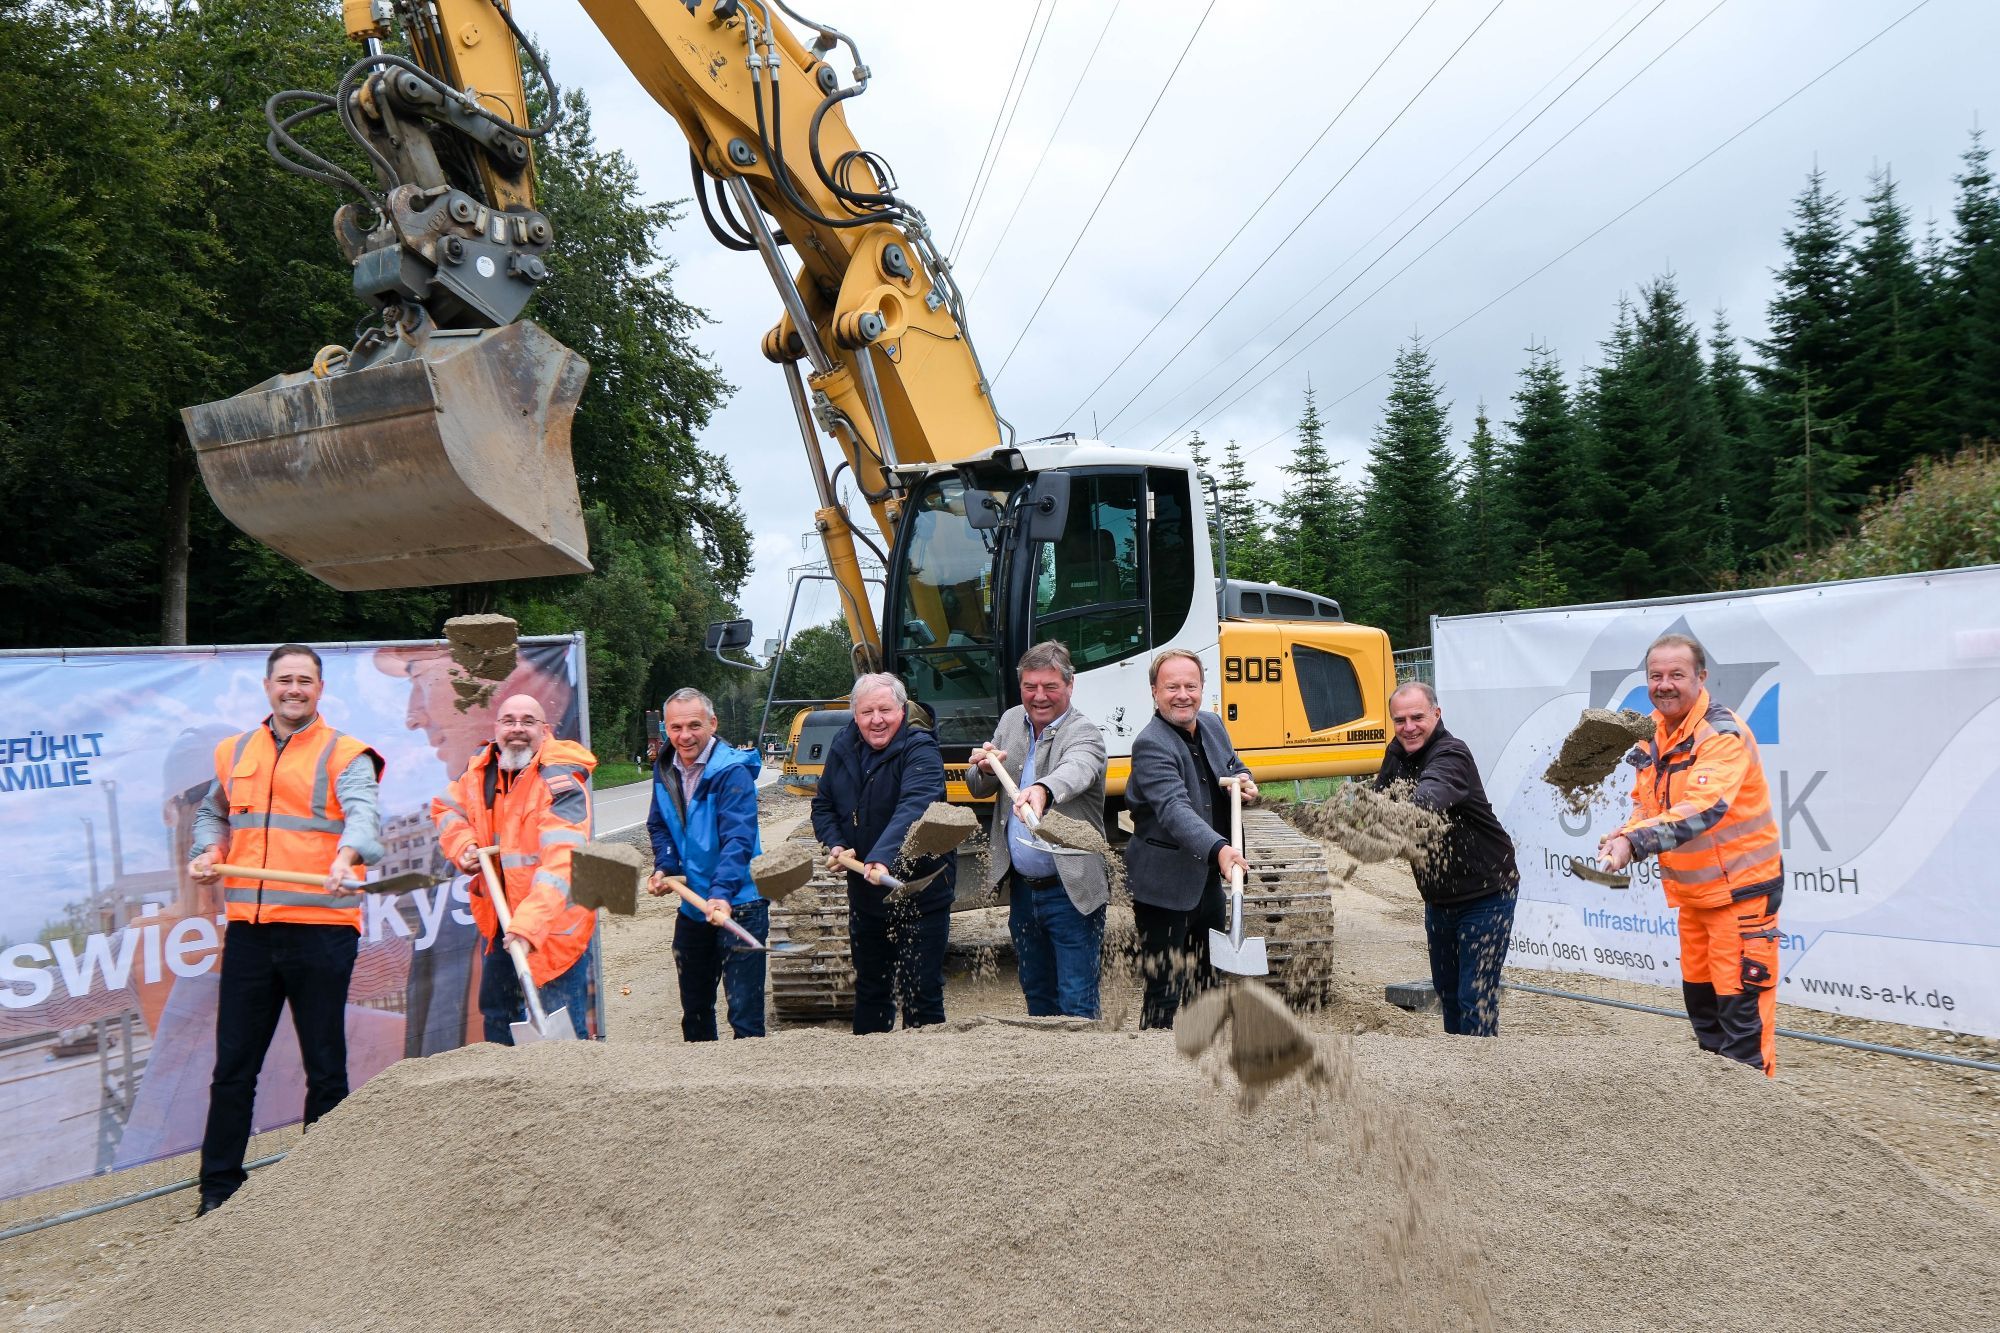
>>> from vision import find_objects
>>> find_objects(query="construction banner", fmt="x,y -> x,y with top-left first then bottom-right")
0,635 -> 588,1203
1433,566 -> 2000,1038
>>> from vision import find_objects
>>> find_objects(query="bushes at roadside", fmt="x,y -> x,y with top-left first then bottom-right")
1769,443 -> 2000,584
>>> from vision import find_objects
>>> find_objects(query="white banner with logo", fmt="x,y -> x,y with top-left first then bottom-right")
0,635 -> 587,1202
1433,566 -> 2000,1037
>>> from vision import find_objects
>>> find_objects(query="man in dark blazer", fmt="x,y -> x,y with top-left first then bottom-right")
1123,648 -> 1257,1028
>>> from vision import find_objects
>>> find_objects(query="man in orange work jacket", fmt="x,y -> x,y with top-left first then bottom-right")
431,693 -> 597,1043
188,643 -> 385,1215
1600,633 -> 1783,1076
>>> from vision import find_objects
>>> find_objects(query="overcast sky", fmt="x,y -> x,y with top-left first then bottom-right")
524,0 -> 1992,645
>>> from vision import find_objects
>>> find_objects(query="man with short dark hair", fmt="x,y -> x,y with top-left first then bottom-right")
647,687 -> 766,1040
187,644 -> 383,1216
1600,633 -> 1782,1075
968,641 -> 1110,1018
1123,649 -> 1256,1028
1373,680 -> 1519,1036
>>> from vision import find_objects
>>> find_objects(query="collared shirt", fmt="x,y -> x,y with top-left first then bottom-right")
671,736 -> 717,812
190,715 -> 384,863
1006,710 -> 1069,880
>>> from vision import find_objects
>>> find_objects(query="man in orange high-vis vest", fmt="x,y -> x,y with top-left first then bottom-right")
1600,633 -> 1783,1076
187,643 -> 385,1214
431,693 -> 597,1043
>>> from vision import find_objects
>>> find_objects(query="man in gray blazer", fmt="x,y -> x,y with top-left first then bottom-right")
1123,647 -> 1258,1028
967,641 -> 1110,1018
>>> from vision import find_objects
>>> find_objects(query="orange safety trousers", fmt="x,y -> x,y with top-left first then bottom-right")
1678,892 -> 1779,1077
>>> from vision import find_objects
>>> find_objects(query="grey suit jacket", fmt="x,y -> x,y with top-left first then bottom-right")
1123,711 -> 1250,911
964,705 -> 1110,914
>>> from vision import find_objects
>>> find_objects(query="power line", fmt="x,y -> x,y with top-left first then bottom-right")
1052,0 -> 1441,433
1245,0 -> 1935,462
966,0 -> 1124,303
989,0 -> 1219,385
957,1 -> 1063,262
1152,0 -> 1683,452
1132,0 -> 1651,442
1090,0 -> 1507,434
947,0 -> 1049,256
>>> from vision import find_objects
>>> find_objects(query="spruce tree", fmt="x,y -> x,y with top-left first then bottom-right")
1629,277 -> 1727,591
1707,312 -> 1762,565
1503,343 -> 1592,597
1359,340 -> 1456,645
1186,429 -> 1212,484
1755,167 -> 1862,554
1843,167 -> 1939,489
1454,404 -> 1510,610
1218,438 -> 1269,582
1945,129 -> 2000,441
1271,384 -> 1356,601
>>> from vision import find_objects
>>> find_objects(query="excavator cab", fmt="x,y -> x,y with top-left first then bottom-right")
182,313 -> 589,591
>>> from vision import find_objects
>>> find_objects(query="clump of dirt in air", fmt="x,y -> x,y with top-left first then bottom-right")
1282,783 -> 1445,865
749,844 -> 815,904
1030,808 -> 1126,897
897,801 -> 979,860
1542,708 -> 1655,814
570,841 -> 646,916
442,613 -> 518,712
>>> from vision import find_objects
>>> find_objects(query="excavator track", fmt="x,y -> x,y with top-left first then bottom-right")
766,806 -> 1338,1020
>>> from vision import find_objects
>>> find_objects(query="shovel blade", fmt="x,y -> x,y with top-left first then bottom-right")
1208,928 -> 1270,977
509,1007 -> 579,1045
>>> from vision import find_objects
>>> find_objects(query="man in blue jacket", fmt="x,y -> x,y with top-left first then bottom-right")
646,687 -> 766,1041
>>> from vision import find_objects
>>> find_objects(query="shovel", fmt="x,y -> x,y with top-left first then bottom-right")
658,875 -> 810,954
1207,775 -> 1268,977
1566,859 -> 1632,888
827,850 -> 943,904
210,863 -> 438,896
976,745 -> 1061,855
474,845 -> 577,1045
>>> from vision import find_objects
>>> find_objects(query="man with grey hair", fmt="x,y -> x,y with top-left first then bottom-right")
1372,679 -> 1519,1036
647,685 -> 767,1040
968,641 -> 1110,1017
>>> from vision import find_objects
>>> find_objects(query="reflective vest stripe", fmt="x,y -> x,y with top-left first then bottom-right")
230,811 -> 345,834
225,887 -> 366,910
1673,807 -> 1776,858
539,827 -> 586,848
501,853 -> 540,870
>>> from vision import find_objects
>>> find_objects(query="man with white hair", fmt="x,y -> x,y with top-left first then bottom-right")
1372,679 -> 1519,1037
646,686 -> 767,1041
431,692 -> 598,1043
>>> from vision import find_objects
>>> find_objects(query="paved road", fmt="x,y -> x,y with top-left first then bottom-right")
594,768 -> 782,836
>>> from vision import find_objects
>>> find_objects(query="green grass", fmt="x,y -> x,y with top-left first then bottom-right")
1267,776 -> 1350,804
593,759 -> 648,788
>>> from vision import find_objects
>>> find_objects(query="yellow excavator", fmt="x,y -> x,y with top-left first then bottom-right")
181,0 -> 1395,797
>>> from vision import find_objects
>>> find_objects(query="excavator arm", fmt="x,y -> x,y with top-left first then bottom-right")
183,0 -> 1006,644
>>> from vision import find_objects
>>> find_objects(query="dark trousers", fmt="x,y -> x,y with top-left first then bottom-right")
1422,891 -> 1517,1036
849,902 -> 950,1034
478,935 -> 594,1043
200,921 -> 358,1203
1132,870 -> 1226,1030
673,900 -> 770,1040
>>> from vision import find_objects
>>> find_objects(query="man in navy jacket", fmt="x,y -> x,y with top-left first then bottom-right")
811,673 -> 956,1034
648,687 -> 766,1040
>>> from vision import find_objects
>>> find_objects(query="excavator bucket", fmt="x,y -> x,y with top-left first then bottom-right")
181,320 -> 592,591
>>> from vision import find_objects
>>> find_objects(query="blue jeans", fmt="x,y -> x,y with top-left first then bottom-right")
480,935 -> 594,1043
673,899 -> 769,1040
1009,872 -> 1106,1018
1423,891 -> 1517,1037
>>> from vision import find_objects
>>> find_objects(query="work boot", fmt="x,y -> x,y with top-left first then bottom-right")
194,1195 -> 227,1219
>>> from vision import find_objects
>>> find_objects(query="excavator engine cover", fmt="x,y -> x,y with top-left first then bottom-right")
181,320 -> 591,590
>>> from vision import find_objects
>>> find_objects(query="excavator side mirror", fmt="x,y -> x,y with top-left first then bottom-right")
1022,472 -> 1071,543
705,618 -> 760,672
965,489 -> 1004,531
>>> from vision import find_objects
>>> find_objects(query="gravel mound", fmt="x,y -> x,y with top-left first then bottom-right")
57,1025 -> 2000,1332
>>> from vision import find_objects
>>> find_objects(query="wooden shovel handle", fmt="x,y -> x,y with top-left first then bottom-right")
976,745 -> 1040,829
830,850 -> 906,893
662,875 -> 764,950
211,863 -> 364,890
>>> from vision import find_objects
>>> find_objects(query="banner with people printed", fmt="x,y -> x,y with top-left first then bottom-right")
1433,566 -> 2000,1038
0,635 -> 587,1202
